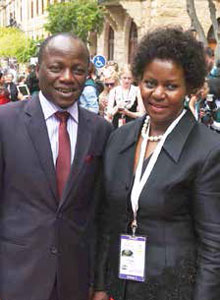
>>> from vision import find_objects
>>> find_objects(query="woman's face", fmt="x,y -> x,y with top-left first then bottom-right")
104,78 -> 116,92
120,71 -> 133,89
139,59 -> 187,128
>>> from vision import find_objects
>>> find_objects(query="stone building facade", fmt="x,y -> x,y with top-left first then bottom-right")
0,0 -> 220,66
97,0 -> 220,66
0,0 -> 64,39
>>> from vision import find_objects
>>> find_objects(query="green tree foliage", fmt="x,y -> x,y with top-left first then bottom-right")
0,27 -> 39,63
44,0 -> 105,41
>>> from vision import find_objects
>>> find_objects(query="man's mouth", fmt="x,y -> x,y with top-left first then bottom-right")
56,88 -> 75,94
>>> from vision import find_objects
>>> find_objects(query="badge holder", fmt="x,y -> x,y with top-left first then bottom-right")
119,220 -> 147,282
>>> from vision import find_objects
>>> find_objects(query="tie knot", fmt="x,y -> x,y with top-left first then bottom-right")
55,111 -> 70,123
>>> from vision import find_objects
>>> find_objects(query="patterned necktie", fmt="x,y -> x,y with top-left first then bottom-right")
55,111 -> 71,199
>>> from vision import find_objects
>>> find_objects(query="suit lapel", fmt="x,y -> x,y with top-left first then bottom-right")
118,116 -> 145,190
116,111 -> 196,191
59,107 -> 92,206
162,110 -> 196,162
24,95 -> 57,202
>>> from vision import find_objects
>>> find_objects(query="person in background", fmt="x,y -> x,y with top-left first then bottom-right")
0,32 -> 112,300
99,69 -> 119,118
4,73 -> 18,101
25,64 -> 40,96
79,62 -> 101,114
188,79 -> 209,121
105,61 -> 119,73
204,46 -> 215,76
107,64 -> 145,128
0,73 -> 10,105
7,63 -> 17,83
93,26 -> 220,300
206,61 -> 220,132
17,75 -> 26,85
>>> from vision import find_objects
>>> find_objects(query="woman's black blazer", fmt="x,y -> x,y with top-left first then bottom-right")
95,110 -> 220,300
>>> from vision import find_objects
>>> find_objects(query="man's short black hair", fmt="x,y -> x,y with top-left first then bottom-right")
37,32 -> 90,66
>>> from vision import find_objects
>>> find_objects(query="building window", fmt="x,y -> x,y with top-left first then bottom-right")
20,6 -> 22,21
108,26 -> 114,61
128,21 -> 138,64
37,0 -> 39,15
31,0 -> 34,18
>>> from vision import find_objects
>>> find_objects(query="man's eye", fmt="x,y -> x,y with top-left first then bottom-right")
73,68 -> 86,75
50,66 -> 60,72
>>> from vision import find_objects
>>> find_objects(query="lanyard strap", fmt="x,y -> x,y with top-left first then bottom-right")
130,110 -> 186,226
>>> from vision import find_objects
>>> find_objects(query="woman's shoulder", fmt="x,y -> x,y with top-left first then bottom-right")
107,117 -> 143,147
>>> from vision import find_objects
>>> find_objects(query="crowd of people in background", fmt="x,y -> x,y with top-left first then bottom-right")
186,46 -> 220,133
1,42 -> 220,134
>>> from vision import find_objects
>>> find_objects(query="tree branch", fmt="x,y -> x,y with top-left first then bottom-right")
186,0 -> 207,45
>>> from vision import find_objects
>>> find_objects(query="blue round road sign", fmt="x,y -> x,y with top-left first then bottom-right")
93,55 -> 106,68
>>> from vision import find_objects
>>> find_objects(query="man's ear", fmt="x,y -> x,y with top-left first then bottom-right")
35,64 -> 40,79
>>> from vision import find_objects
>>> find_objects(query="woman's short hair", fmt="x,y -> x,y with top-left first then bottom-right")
131,26 -> 207,93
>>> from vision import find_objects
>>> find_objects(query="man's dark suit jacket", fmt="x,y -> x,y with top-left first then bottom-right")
0,94 -> 112,300
95,110 -> 220,300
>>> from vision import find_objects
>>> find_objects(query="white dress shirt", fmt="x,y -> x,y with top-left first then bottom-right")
39,91 -> 78,166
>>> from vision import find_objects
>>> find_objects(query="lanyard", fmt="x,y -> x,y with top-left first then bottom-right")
130,110 -> 186,235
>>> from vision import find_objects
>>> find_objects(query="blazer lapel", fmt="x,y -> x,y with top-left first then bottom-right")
163,110 -> 196,162
118,116 -> 145,190
24,95 -> 57,202
60,107 -> 92,206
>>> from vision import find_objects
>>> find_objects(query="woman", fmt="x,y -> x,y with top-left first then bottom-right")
99,70 -> 119,118
93,27 -> 220,300
107,65 -> 145,128
0,73 -> 10,105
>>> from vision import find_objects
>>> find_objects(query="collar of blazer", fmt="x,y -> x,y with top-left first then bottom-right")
118,109 -> 196,163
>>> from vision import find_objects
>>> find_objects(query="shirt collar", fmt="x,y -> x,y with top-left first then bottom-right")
39,91 -> 79,123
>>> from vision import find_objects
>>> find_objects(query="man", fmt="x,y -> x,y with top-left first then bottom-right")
25,64 -> 40,96
4,72 -> 18,101
79,62 -> 102,114
204,46 -> 215,76
0,33 -> 112,300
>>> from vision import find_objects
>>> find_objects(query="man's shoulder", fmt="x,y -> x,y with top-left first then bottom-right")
0,97 -> 35,119
79,106 -> 112,129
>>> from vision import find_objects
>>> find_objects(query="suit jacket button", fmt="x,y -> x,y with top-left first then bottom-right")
50,246 -> 58,255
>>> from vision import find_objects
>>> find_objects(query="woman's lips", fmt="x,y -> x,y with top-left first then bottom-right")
149,102 -> 168,113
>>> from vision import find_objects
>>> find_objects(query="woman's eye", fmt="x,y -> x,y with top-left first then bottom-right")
167,84 -> 177,90
145,81 -> 155,88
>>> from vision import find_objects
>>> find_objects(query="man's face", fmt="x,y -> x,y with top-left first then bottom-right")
36,36 -> 89,108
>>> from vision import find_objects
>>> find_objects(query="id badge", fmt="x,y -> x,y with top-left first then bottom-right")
119,234 -> 146,282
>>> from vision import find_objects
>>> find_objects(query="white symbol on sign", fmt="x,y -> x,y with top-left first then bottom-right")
95,57 -> 104,67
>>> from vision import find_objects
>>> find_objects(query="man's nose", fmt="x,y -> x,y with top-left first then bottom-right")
60,69 -> 74,82
152,86 -> 165,100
